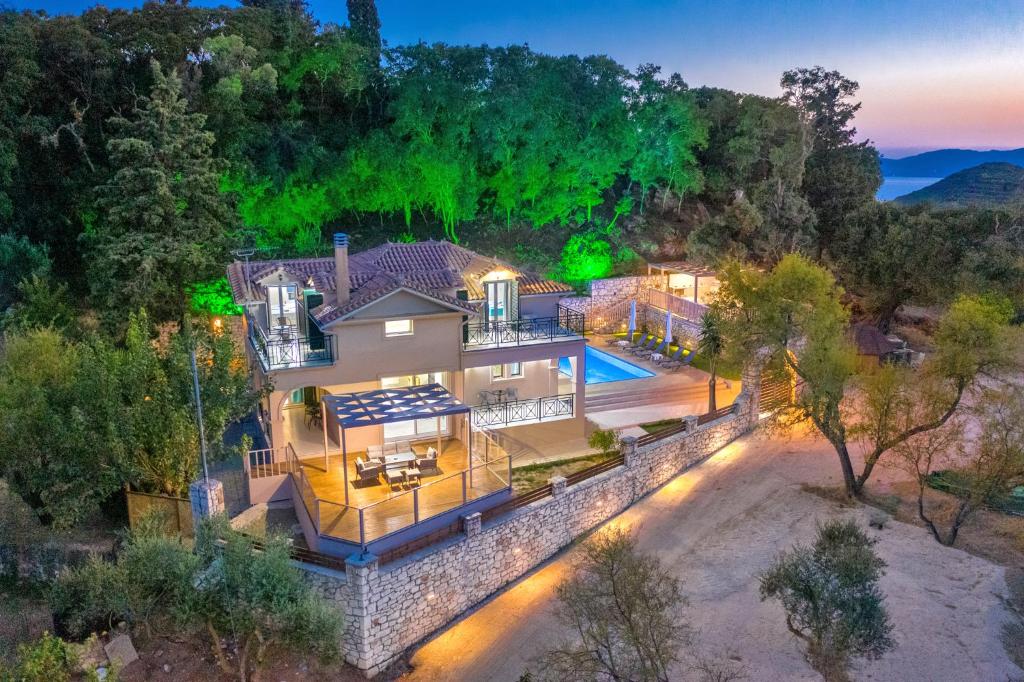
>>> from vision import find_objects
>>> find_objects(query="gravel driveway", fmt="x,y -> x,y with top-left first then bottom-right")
404,430 -> 1022,681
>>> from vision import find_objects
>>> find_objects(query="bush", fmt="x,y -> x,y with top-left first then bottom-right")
3,631 -> 77,682
759,519 -> 894,679
587,428 -> 619,455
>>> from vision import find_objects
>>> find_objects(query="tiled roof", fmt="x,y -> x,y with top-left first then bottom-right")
227,240 -> 572,324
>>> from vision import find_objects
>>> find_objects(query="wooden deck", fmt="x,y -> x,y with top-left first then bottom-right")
292,438 -> 510,544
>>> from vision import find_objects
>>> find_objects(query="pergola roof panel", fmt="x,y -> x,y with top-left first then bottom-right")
323,384 -> 469,429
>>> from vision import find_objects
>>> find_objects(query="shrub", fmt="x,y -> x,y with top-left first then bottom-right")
759,519 -> 894,679
587,428 -> 619,455
3,632 -> 77,682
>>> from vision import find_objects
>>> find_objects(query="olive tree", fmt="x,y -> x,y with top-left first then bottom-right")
760,519 -> 894,679
540,526 -> 687,681
716,254 -> 1014,497
890,385 -> 1024,546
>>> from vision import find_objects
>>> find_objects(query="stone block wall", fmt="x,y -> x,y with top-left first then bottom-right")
301,384 -> 760,676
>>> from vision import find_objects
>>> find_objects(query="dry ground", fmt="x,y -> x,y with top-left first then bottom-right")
403,430 -> 1024,681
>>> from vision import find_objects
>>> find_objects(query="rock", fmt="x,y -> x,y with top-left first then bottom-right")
869,509 -> 890,529
103,633 -> 139,668
163,663 -> 172,674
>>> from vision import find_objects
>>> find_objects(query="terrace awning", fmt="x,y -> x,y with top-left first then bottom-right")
322,383 -> 470,429
320,384 -> 473,505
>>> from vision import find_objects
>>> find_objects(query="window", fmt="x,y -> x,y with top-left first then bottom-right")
492,363 -> 523,380
384,319 -> 413,337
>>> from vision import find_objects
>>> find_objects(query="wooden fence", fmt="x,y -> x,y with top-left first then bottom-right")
126,489 -> 193,538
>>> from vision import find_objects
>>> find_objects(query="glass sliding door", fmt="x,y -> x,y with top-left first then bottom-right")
380,372 -> 450,440
484,281 -> 510,323
267,284 -> 298,332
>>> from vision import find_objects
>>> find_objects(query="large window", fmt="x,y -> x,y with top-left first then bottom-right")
380,372 -> 449,440
384,319 -> 414,337
491,363 -> 523,380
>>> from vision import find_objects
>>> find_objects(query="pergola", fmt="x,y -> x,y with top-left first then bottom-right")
319,384 -> 472,505
647,261 -> 718,303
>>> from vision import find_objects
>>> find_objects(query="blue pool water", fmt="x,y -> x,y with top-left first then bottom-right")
559,346 -> 655,384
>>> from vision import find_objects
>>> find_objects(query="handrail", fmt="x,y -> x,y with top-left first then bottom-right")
245,445 -> 296,479
246,311 -> 335,371
471,393 -> 575,428
463,308 -> 584,349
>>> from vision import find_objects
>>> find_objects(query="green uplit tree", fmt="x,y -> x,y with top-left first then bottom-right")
89,61 -> 233,324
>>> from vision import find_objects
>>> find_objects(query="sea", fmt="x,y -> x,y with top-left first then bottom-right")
876,176 -> 942,201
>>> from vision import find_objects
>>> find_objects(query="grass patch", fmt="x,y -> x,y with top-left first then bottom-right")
0,584 -> 52,666
800,483 -> 859,509
511,452 -> 616,494
639,418 -> 682,435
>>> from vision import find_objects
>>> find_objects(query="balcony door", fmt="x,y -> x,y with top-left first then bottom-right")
485,280 -> 517,324
267,284 -> 299,333
380,372 -> 450,441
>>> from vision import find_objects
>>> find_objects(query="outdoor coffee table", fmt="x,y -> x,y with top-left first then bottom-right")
615,340 -> 629,347
403,468 -> 421,486
383,452 -> 416,468
384,469 -> 405,491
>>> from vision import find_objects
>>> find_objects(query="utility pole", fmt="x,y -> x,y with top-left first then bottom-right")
190,349 -> 210,484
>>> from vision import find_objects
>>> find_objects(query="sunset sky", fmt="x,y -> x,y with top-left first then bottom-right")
12,0 -> 1024,157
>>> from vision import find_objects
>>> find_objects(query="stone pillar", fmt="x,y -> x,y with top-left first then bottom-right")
683,415 -> 698,432
189,479 -> 224,531
620,435 -> 638,467
345,552 -> 379,672
549,475 -> 567,496
462,512 -> 482,538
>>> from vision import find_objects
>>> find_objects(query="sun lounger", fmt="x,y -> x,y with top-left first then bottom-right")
635,339 -> 669,359
628,336 -> 658,356
660,348 -> 695,371
653,346 -> 685,366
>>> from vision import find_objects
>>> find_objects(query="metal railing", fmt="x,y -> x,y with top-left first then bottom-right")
471,393 -> 575,429
244,444 -> 296,479
247,313 -> 335,372
463,306 -> 585,349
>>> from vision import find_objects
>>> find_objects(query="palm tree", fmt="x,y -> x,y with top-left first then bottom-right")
698,310 -> 725,413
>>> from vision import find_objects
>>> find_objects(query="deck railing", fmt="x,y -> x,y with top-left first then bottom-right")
247,313 -> 335,371
463,306 -> 584,349
470,393 -> 575,429
647,288 -> 708,323
244,444 -> 296,479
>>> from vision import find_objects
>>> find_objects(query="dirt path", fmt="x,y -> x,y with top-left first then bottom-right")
403,432 -> 1022,681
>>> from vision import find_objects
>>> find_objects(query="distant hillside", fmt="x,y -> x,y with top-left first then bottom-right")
893,162 -> 1024,206
881,148 -> 1024,177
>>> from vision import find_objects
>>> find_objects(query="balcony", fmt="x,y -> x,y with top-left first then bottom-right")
462,306 -> 585,350
471,393 -> 575,429
248,317 -> 335,372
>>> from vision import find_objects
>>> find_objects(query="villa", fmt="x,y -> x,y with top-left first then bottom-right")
228,234 -> 589,555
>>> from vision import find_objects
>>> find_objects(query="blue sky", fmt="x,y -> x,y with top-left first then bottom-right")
9,0 -> 1024,155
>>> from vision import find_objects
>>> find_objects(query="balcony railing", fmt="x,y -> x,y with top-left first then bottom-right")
247,317 -> 335,372
463,306 -> 585,350
648,288 -> 708,323
471,393 -> 575,429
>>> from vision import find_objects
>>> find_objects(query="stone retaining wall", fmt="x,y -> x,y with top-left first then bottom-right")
301,369 -> 761,676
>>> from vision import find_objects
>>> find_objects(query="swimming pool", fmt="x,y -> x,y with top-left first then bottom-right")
559,346 -> 656,385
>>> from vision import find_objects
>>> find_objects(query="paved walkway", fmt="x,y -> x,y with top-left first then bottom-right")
405,431 -> 1021,681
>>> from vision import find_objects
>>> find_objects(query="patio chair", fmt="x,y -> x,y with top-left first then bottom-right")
416,446 -> 440,475
635,338 -> 669,359
478,390 -> 494,405
354,457 -> 383,485
626,333 -> 653,351
653,346 -> 685,366
367,444 -> 384,462
505,387 -> 519,402
628,336 -> 659,356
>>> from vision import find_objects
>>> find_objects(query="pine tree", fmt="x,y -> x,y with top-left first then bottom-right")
347,0 -> 382,68
89,61 -> 232,323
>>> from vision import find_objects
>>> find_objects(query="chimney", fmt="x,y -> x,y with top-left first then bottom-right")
334,233 -> 350,306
